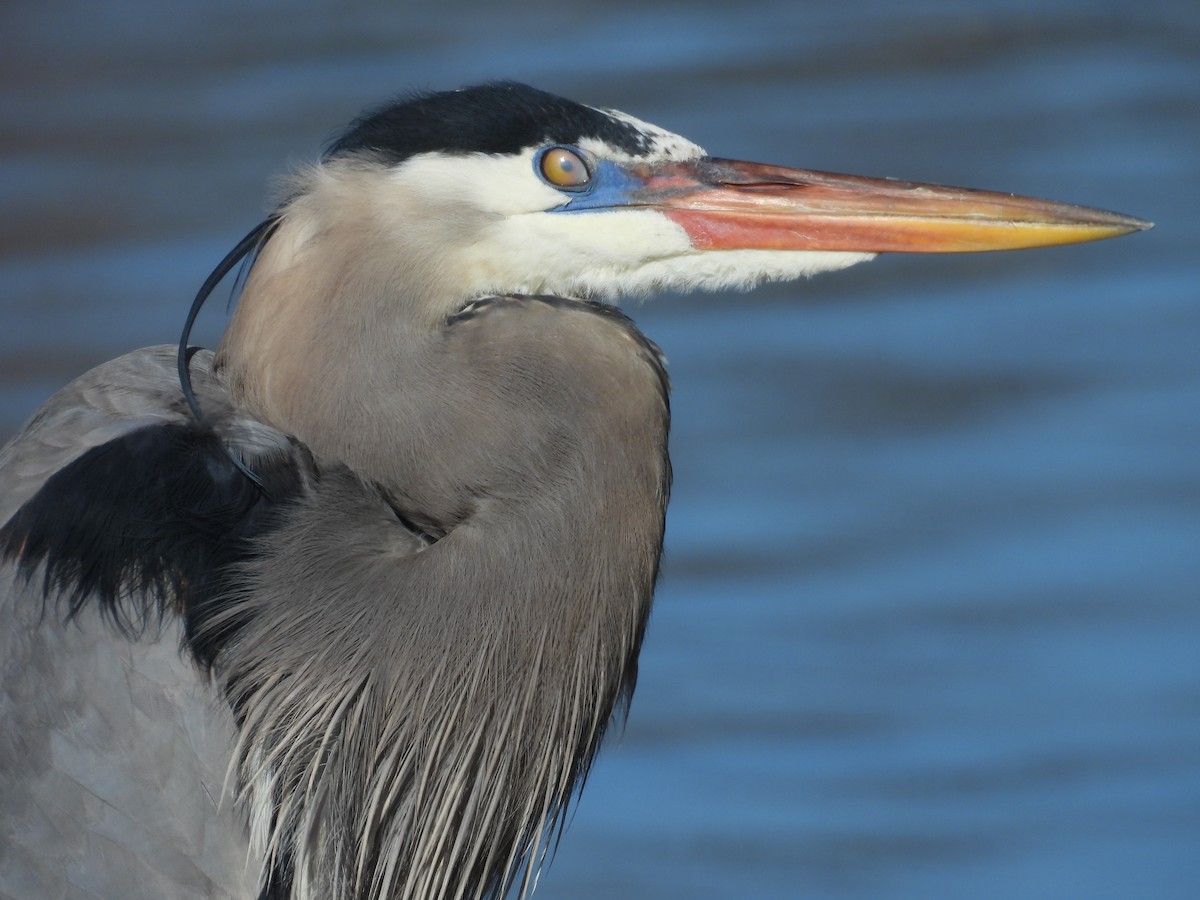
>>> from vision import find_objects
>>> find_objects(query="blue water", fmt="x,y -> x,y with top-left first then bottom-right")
2,0 -> 1197,896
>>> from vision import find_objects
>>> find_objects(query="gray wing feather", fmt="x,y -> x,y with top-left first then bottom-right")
0,347 -> 266,899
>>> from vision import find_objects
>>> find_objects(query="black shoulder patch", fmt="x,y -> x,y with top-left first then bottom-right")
0,422 -> 306,668
325,81 -> 654,164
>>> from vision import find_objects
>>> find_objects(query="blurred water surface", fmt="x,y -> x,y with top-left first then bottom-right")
2,1 -> 1197,897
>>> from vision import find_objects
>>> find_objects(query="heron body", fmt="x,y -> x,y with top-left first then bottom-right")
0,82 -> 1147,899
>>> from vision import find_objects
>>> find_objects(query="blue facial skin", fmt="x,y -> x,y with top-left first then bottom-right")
536,152 -> 647,214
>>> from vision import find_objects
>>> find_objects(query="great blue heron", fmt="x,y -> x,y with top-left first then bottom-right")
0,82 -> 1148,899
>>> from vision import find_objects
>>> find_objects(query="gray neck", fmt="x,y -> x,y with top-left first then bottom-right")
215,287 -> 671,899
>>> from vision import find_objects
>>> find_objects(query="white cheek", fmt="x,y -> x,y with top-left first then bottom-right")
458,208 -> 694,296
392,152 -> 565,216
459,208 -> 875,299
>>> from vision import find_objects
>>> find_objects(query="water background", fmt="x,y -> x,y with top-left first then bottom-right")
2,1 -> 1197,897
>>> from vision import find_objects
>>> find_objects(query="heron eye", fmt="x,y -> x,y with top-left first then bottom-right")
538,146 -> 591,189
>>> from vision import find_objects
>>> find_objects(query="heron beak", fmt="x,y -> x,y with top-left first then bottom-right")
632,158 -> 1151,253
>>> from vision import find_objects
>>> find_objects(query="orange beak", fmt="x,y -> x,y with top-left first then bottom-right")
626,158 -> 1150,253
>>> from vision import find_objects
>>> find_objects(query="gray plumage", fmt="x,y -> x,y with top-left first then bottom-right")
215,289 -> 670,898
0,350 -> 266,898
0,82 -> 1147,900
3,304 -> 668,900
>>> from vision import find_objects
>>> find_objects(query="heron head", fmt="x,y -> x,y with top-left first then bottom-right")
210,81 -> 1149,462
261,80 -> 1149,313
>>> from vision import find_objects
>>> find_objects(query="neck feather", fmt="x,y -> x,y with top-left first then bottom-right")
214,291 -> 671,899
